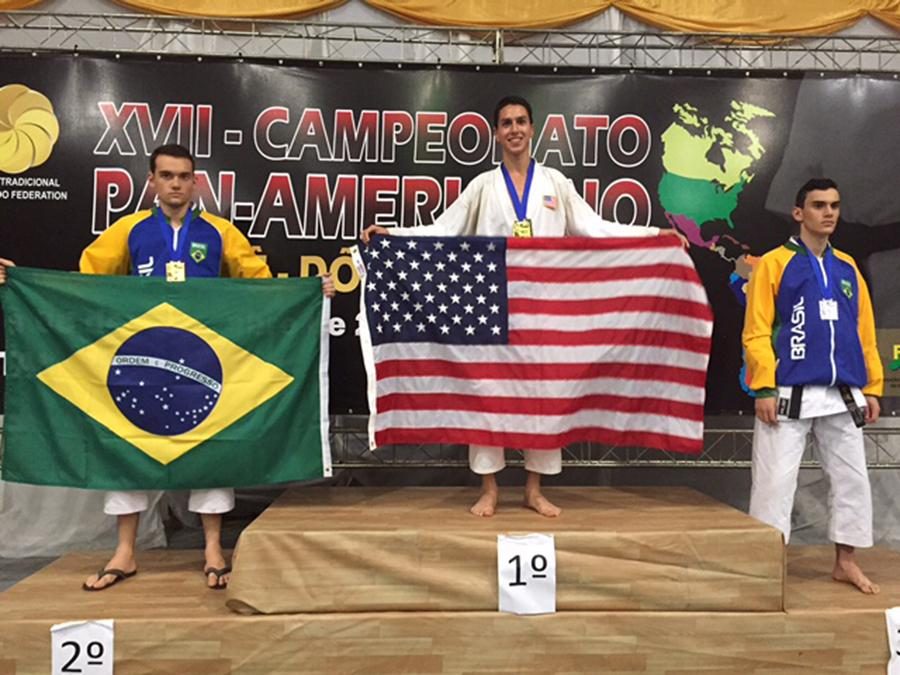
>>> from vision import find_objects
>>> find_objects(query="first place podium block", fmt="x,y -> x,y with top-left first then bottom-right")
225,486 -> 784,614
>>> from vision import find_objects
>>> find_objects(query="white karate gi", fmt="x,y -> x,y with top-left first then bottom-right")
389,163 -> 660,474
105,488 -> 234,516
749,386 -> 873,547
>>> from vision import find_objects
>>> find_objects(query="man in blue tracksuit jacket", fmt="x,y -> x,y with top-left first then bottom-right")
743,178 -> 883,594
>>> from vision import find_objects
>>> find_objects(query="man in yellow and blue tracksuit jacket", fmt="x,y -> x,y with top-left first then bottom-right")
743,177 -> 883,594
79,144 -> 273,593
2,144 -> 336,592
80,201 -> 270,279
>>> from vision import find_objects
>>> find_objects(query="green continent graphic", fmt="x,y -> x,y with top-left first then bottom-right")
658,100 -> 774,258
658,173 -> 743,229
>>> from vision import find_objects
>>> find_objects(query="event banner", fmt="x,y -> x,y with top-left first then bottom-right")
0,268 -> 331,489
2,53 -> 899,413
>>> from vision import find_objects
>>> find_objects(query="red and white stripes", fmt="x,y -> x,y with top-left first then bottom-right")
363,236 -> 712,454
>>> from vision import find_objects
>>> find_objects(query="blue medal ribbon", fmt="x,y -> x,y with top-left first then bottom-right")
796,237 -> 835,300
500,159 -> 535,222
154,205 -> 196,263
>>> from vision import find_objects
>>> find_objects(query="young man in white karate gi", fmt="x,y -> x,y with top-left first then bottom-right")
363,96 -> 685,518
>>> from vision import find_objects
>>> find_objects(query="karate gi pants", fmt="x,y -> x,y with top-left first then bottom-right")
104,488 -> 235,516
749,410 -> 872,547
469,445 -> 562,475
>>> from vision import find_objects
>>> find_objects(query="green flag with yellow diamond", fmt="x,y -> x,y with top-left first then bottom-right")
1,267 -> 331,489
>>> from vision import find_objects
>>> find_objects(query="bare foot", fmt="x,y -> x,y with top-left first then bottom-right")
83,552 -> 137,590
205,549 -> 231,589
833,558 -> 879,594
524,490 -> 561,518
470,489 -> 498,517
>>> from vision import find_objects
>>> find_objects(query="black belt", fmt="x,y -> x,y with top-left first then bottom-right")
777,386 -> 803,419
838,385 -> 866,428
777,385 -> 864,426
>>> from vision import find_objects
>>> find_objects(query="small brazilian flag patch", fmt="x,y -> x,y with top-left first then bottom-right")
190,241 -> 208,263
840,278 -> 853,299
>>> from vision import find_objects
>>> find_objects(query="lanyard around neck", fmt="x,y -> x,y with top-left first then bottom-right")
154,206 -> 196,262
500,159 -> 535,222
795,237 -> 834,300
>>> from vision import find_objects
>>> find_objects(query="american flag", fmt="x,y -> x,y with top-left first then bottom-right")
356,235 -> 712,454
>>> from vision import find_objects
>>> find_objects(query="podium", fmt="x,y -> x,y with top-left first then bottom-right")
1,486 -> 898,673
225,487 -> 783,614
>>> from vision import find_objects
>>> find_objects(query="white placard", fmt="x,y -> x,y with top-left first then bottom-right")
887,608 -> 900,675
51,620 -> 114,675
497,533 -> 556,615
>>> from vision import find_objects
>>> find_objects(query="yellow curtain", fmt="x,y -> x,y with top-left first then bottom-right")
364,0 -> 612,29
616,0 -> 879,35
363,0 -> 900,34
111,0 -> 347,19
870,5 -> 900,30
0,0 -> 44,8
5,0 -> 900,34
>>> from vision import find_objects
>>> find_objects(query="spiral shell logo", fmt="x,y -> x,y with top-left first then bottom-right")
0,84 -> 60,174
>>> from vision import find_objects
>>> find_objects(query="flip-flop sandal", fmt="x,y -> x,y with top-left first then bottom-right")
203,565 -> 232,590
82,568 -> 137,592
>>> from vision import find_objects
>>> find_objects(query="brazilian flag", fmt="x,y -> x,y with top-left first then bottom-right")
1,267 -> 331,489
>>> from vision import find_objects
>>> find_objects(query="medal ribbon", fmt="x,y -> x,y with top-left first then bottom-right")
501,159 -> 535,222
154,205 -> 197,263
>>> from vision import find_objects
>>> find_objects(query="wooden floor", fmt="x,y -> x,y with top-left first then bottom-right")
0,547 -> 897,674
227,486 -> 785,613
1,486 -> 898,674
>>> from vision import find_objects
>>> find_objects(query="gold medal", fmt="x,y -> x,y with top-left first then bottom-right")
165,260 -> 186,282
512,218 -> 533,238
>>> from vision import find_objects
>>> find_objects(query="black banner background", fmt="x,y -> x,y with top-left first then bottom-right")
2,53 -> 900,414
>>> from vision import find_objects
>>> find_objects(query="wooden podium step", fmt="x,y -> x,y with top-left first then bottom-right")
225,486 -> 784,614
1,547 -> 897,674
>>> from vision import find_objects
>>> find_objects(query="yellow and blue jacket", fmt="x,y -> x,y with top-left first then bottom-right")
79,207 -> 271,280
742,238 -> 882,397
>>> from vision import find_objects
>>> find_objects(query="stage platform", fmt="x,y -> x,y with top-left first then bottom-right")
226,486 -> 784,614
1,547 -> 898,674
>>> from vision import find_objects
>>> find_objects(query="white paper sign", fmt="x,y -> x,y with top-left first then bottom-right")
51,620 -> 114,675
887,608 -> 900,675
497,533 -> 556,615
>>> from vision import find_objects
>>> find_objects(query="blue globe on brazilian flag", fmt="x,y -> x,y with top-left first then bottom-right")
1,268 -> 331,489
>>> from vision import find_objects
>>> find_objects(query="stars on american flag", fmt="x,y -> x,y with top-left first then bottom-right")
362,236 -> 508,345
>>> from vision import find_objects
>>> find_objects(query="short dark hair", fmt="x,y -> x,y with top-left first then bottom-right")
795,178 -> 838,208
150,144 -> 195,173
493,95 -> 533,128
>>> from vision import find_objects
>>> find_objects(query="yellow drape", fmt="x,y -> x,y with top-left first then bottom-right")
0,0 -> 44,8
870,6 -> 900,30
4,0 -> 900,34
615,0 -> 892,35
110,0 -> 347,19
365,0 -> 612,29
363,0 -> 900,33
